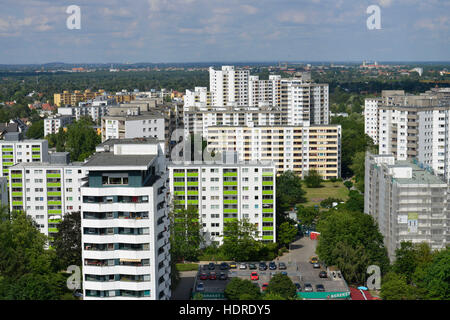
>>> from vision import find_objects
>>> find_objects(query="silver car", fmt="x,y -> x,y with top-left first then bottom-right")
239,263 -> 247,270
304,283 -> 313,292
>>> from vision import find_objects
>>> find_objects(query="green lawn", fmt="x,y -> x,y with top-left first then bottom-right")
302,181 -> 349,208
176,263 -> 199,272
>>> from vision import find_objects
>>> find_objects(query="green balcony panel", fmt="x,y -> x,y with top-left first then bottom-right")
223,172 -> 237,177
48,228 -> 59,233
187,200 -> 198,205
12,192 -> 23,197
10,174 -> 22,178
262,235 -> 274,240
262,199 -> 274,204
187,191 -> 198,195
263,208 -> 274,213
262,172 -> 274,176
2,155 -> 13,159
11,183 -> 23,188
262,190 -> 273,195
223,208 -> 238,213
46,173 -> 61,178
262,181 -> 274,186
187,181 -> 198,186
32,148 -> 41,152
223,181 -> 237,186
48,209 -> 62,214
187,172 -> 199,177
173,182 -> 185,187
173,191 -> 185,196
47,183 -> 61,187
262,217 -> 274,222
48,219 -> 62,224
47,192 -> 61,196
223,190 -> 238,195
2,148 -> 13,152
173,172 -> 185,177
263,227 -> 274,231
32,155 -> 41,159
223,199 -> 238,204
224,218 -> 238,222
48,201 -> 62,205
3,162 -> 13,166
12,201 -> 23,206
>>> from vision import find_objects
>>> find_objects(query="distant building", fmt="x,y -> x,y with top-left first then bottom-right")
44,115 -> 73,136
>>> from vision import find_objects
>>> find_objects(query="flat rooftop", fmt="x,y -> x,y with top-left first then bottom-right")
390,161 -> 446,185
83,153 -> 157,168
98,137 -> 164,147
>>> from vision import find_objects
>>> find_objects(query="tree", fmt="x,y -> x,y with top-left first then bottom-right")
276,171 -> 306,224
349,151 -> 366,192
52,211 -> 82,271
320,197 -> 343,209
380,272 -> 417,300
316,209 -> 389,285
343,181 -> 353,190
25,119 -> 44,139
221,219 -> 261,261
344,190 -> 364,212
296,205 -> 320,228
65,117 -> 101,161
224,278 -> 261,300
267,273 -> 297,300
277,221 -> 298,248
418,248 -> 450,300
169,205 -> 203,262
304,169 -> 323,188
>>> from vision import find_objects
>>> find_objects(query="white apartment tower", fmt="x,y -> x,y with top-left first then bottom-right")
209,66 -> 250,107
81,139 -> 171,300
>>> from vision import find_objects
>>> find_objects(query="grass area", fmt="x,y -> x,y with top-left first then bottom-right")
176,263 -> 199,272
302,181 -> 349,208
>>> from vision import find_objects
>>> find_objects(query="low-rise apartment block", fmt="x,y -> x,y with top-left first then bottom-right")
205,125 -> 341,179
169,158 -> 276,245
0,133 -> 49,179
44,115 -> 73,136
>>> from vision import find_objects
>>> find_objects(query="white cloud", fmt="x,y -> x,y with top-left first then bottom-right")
240,5 -> 258,15
277,11 -> 308,24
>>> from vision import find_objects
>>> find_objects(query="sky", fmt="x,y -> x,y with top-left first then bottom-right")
0,0 -> 448,64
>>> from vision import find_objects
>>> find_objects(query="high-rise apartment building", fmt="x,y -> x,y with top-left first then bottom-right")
169,158 -> 276,245
209,66 -> 250,107
81,138 -> 171,300
206,125 -> 341,179
364,153 -> 449,261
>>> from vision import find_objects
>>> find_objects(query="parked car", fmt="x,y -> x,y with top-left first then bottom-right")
220,262 -> 229,270
309,256 -> 319,264
304,283 -> 313,292
316,284 -> 325,292
313,262 -> 321,269
269,262 -> 277,270
73,291 -> 83,298
281,271 -> 288,276
199,273 -> 208,280
208,262 -> 216,270
239,263 -> 247,270
294,283 -> 302,292
219,272 -> 227,280
196,282 -> 205,292
261,283 -> 269,291
249,263 -> 257,270
319,271 -> 328,278
278,262 -> 287,270
229,262 -> 237,269
250,272 -> 259,281
259,262 -> 268,271
202,264 -> 209,271
209,272 -> 217,280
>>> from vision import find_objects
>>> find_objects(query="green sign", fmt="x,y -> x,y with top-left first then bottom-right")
297,291 -> 350,299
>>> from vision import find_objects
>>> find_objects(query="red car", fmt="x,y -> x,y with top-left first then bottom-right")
250,272 -> 259,281
199,273 -> 208,280
261,283 -> 269,291
209,272 -> 217,280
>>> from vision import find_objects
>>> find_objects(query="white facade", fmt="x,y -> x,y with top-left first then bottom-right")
169,162 -> 276,245
365,153 -> 450,261
209,66 -> 250,107
364,98 -> 382,145
8,157 -> 85,239
0,137 -> 49,179
81,140 -> 171,300
44,115 -> 73,136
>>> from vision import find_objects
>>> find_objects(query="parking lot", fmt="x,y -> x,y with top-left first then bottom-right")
187,237 -> 349,299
